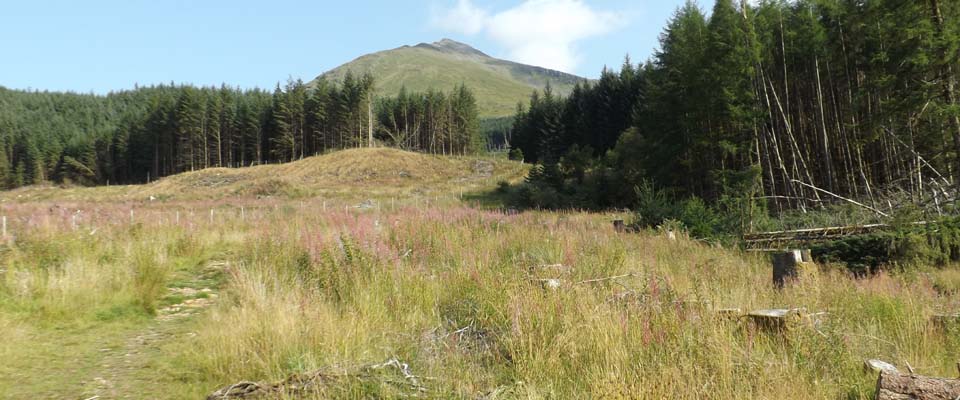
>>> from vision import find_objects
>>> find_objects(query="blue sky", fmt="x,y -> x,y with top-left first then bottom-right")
0,0 -> 690,94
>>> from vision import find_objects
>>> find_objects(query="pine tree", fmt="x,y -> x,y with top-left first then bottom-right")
702,0 -> 760,199
174,87 -> 204,171
0,142 -> 10,189
269,84 -> 295,162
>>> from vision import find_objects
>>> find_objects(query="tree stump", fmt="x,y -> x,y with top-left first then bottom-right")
772,250 -> 818,288
613,219 -> 626,233
931,313 -> 960,330
875,371 -> 960,400
746,308 -> 804,331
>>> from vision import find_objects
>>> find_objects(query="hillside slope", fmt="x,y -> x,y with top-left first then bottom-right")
2,148 -> 528,202
314,39 -> 586,117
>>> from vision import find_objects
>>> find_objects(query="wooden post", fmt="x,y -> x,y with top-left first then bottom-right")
3,216 -> 7,237
209,209 -> 214,223
175,211 -> 180,225
130,209 -> 134,224
241,207 -> 245,221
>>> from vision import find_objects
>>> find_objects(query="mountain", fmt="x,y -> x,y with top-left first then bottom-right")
312,39 -> 587,117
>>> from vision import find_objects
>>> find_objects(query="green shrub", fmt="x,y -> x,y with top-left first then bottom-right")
633,181 -> 678,228
496,180 -> 510,194
679,197 -> 720,238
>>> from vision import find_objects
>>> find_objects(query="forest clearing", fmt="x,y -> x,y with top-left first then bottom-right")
4,0 -> 960,398
0,149 -> 957,399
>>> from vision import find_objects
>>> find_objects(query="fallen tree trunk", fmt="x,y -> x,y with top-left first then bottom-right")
743,222 -> 931,249
876,371 -> 960,400
207,357 -> 426,399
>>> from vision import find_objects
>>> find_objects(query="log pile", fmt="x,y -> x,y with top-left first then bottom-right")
744,224 -> 889,249
743,222 -> 929,250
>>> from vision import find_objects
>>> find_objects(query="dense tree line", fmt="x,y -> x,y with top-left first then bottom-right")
510,0 -> 960,231
0,73 -> 480,187
375,85 -> 481,155
479,116 -> 514,151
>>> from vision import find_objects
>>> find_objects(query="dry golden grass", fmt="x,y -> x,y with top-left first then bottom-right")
0,149 -> 958,399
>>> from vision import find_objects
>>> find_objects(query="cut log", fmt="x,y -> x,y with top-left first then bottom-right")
876,371 -> 960,400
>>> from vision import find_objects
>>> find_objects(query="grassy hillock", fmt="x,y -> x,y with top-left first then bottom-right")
0,148 -> 529,203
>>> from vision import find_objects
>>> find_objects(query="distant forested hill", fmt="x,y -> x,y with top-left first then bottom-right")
0,78 -> 482,188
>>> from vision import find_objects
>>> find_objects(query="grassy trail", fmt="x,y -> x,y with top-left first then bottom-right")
0,258 -> 228,399
80,260 -> 227,400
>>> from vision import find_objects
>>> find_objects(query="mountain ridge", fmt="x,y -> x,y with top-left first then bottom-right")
312,39 -> 586,117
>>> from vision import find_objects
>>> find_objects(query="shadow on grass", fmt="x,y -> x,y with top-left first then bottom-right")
462,188 -> 513,210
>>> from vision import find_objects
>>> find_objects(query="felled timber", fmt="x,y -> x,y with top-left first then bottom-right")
743,222 -> 929,249
875,371 -> 960,400
744,224 -> 889,243
207,358 -> 425,399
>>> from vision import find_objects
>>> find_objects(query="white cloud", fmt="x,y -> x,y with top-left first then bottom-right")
430,0 -> 489,36
430,0 -> 625,73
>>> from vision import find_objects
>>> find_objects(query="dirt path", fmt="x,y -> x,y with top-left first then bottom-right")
78,260 -> 227,400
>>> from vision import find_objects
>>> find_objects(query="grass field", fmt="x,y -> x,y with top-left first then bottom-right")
1,149 -> 958,399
